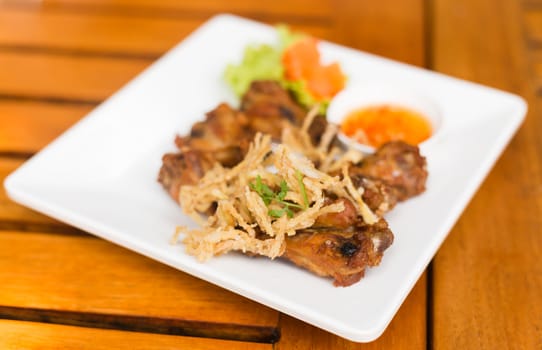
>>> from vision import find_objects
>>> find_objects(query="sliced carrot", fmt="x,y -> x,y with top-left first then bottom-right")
282,37 -> 319,80
282,37 -> 345,100
307,63 -> 345,100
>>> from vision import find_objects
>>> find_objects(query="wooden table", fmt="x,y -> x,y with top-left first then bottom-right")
1,0 -> 541,348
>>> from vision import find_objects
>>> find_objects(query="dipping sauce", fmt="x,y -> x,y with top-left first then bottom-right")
341,105 -> 432,148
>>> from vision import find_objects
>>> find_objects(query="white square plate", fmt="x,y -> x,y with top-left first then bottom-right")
4,14 -> 526,342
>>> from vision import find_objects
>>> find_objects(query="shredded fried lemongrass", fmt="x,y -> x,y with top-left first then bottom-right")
281,105 -> 364,173
177,132 -> 377,261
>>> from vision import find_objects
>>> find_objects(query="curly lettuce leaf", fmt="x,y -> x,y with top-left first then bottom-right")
224,44 -> 283,97
224,26 -> 332,114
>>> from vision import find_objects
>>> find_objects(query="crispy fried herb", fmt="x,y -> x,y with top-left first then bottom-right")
250,175 -> 304,218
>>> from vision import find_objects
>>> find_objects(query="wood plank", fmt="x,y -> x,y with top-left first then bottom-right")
0,231 -> 279,342
432,0 -> 542,349
331,0 -> 425,65
0,8 -> 331,56
4,0 -> 332,19
0,101 -> 90,154
524,9 -> 542,46
0,9 -> 203,56
531,50 -> 542,93
276,274 -> 426,348
0,52 -> 150,102
0,158 -> 70,228
0,319 -> 271,350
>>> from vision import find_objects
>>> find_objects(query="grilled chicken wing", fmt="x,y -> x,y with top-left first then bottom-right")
284,220 -> 394,286
349,141 -> 428,201
241,80 -> 307,139
158,80 -> 427,286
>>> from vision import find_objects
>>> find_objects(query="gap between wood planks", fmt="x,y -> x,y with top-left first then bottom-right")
423,1 -> 435,349
0,306 -> 280,344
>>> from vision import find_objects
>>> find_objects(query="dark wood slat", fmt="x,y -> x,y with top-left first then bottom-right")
0,319 -> 272,350
0,306 -> 278,343
432,0 -> 542,349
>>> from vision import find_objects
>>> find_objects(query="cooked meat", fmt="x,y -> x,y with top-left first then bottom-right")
159,103 -> 254,200
314,197 -> 358,229
283,220 -> 394,286
355,176 -> 399,216
175,103 -> 254,161
241,80 -> 307,139
158,80 -> 428,286
159,83 -> 330,202
350,141 -> 428,201
307,114 -> 330,146
158,151 -> 214,199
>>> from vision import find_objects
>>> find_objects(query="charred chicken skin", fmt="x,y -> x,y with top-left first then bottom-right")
285,220 -> 394,286
158,80 -> 427,286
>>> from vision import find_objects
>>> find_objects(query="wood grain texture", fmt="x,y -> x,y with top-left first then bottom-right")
0,52 -> 150,101
4,0 -> 332,19
0,231 -> 279,341
524,9 -> 542,46
432,0 -> 542,348
0,102 -> 90,154
331,0 -> 425,65
0,8 -> 331,56
0,319 -> 271,350
0,8 -> 204,56
276,274 -> 426,349
531,50 -> 542,93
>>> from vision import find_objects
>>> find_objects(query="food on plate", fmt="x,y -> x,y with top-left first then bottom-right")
158,80 -> 428,286
224,26 -> 346,113
340,105 -> 433,148
284,220 -> 393,286
282,36 -> 346,101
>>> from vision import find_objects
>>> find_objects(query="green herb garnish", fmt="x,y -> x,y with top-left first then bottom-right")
249,175 -> 305,218
296,169 -> 309,209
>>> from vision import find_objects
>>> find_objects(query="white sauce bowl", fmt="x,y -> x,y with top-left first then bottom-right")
327,83 -> 442,153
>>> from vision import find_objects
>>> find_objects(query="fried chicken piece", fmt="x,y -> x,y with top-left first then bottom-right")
158,82 -> 427,286
241,81 -> 307,139
159,82 -> 331,203
175,103 -> 254,166
159,103 -> 255,199
314,198 -> 358,229
350,141 -> 428,201
354,176 -> 399,215
158,150 -> 215,199
241,80 -> 331,146
283,220 -> 394,286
